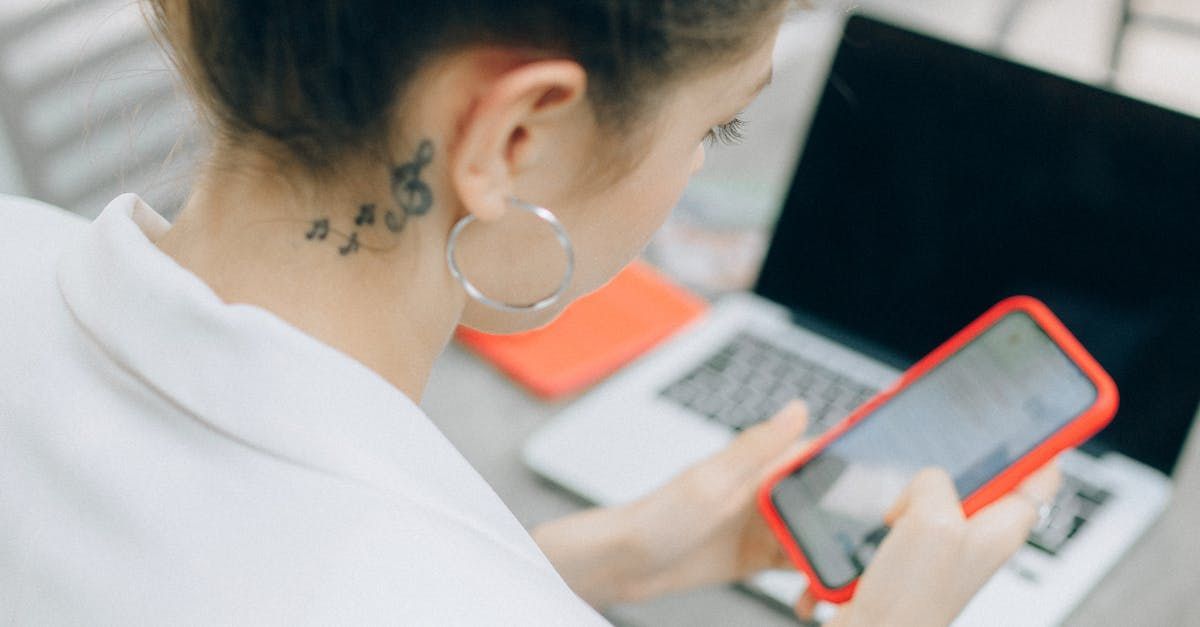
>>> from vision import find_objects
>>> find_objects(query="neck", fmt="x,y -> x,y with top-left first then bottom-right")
154,150 -> 465,402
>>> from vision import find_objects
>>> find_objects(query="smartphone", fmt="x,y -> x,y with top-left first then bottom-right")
757,296 -> 1117,603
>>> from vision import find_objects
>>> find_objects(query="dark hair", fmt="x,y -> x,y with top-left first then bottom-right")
146,1 -> 784,171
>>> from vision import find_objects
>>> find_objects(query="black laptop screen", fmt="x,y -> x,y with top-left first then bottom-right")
754,15 -> 1200,476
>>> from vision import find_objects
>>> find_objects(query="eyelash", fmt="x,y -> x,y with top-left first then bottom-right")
705,116 -> 746,147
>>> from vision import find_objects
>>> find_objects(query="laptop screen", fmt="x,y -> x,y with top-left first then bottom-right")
754,15 -> 1200,476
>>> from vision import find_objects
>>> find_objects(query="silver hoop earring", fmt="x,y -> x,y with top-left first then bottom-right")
446,197 -> 575,313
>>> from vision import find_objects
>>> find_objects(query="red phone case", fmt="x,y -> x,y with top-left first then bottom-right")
756,296 -> 1118,604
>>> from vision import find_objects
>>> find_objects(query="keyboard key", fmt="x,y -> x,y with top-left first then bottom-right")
659,332 -> 879,435
1026,471 -> 1110,555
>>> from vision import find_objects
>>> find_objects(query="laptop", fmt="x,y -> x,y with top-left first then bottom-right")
523,14 -> 1200,626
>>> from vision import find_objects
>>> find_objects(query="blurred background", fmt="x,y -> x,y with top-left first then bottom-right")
1,0 -> 1199,268
0,0 -> 200,218
653,0 -> 1200,293
3,3 -> 1198,625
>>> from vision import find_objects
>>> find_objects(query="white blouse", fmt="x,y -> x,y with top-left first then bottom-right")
0,193 -> 607,625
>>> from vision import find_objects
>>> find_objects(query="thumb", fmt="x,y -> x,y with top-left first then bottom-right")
720,400 -> 809,479
884,467 -> 962,527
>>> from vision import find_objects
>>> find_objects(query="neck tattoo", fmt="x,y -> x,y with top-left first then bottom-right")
303,138 -> 436,256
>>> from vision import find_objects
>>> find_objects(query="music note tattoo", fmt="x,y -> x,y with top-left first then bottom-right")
306,218 -> 330,240
392,139 -> 435,217
384,209 -> 406,233
338,232 -> 360,256
355,203 -> 376,226
303,138 -> 435,254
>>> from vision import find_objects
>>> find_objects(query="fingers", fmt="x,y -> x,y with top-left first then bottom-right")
961,496 -> 1038,572
718,400 -> 809,479
737,506 -> 799,575
794,589 -> 818,622
884,467 -> 962,527
763,436 -> 816,483
964,459 -> 1063,571
1016,457 -> 1062,504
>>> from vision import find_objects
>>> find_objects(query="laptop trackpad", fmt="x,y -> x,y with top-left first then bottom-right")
524,397 -> 736,506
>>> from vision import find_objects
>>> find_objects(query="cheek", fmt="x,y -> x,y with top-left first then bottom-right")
574,146 -> 698,288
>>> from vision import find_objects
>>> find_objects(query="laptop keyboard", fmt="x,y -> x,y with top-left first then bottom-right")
1027,472 -> 1111,555
659,331 -> 1111,556
659,332 -> 879,435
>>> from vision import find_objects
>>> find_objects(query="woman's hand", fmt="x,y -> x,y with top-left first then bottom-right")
533,399 -> 1059,624
819,463 -> 1062,627
532,401 -> 811,607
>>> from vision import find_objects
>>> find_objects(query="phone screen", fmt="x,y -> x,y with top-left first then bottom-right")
770,311 -> 1098,589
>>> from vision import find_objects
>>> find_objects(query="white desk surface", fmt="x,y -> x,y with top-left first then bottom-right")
423,342 -> 1200,627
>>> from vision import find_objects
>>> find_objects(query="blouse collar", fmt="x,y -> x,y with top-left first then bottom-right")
55,194 -> 548,566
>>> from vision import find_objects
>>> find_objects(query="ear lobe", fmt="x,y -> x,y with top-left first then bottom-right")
449,59 -> 586,223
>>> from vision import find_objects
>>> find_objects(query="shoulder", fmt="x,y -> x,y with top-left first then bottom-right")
0,194 -> 87,288
0,194 -> 88,263
0,194 -> 88,334
0,193 -> 87,228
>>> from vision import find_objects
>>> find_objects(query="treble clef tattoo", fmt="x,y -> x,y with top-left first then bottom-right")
391,139 -> 435,217
303,138 -> 436,254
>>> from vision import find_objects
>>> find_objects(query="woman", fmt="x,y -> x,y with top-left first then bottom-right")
0,1 -> 1059,624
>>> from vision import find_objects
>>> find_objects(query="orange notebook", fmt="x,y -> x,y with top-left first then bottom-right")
456,260 -> 708,398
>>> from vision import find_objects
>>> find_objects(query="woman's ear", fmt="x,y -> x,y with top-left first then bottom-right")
450,58 -> 586,222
